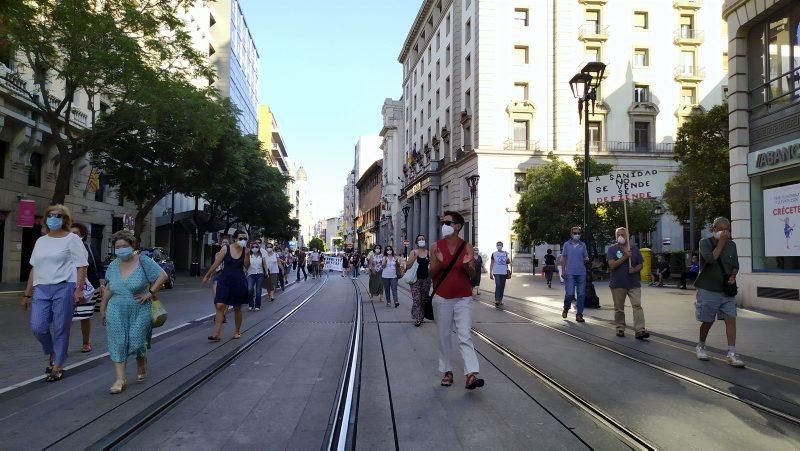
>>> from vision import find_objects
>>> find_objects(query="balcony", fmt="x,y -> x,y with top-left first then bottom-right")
673,28 -> 704,45
673,0 -> 702,9
579,141 -> 675,154
579,23 -> 609,41
674,65 -> 705,82
456,145 -> 474,160
578,0 -> 607,4
504,139 -> 541,152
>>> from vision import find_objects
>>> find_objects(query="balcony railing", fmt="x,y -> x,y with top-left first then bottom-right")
673,0 -> 702,9
579,141 -> 675,154
504,139 -> 541,152
578,23 -> 609,41
0,65 -> 28,95
749,66 -> 800,117
673,28 -> 704,44
674,65 -> 705,81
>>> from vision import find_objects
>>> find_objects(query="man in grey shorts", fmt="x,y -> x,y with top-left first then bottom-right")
694,217 -> 745,367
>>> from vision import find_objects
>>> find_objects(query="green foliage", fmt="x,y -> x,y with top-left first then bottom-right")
514,157 -> 659,249
308,237 -> 326,252
663,104 -> 731,226
0,0 -> 209,203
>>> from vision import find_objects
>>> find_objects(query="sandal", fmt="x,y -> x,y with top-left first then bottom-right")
81,343 -> 92,353
109,379 -> 126,394
45,369 -> 64,382
232,333 -> 242,339
465,373 -> 484,390
441,371 -> 454,387
208,335 -> 221,342
136,358 -> 148,382
414,321 -> 421,327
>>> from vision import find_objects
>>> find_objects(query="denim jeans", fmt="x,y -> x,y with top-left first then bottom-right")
247,273 -> 265,308
352,264 -> 359,278
493,275 -> 507,302
563,273 -> 586,315
383,277 -> 398,304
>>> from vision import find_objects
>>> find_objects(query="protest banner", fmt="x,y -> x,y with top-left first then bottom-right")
323,255 -> 344,272
588,169 -> 671,231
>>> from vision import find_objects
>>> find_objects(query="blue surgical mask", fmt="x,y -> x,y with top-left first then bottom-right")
116,246 -> 134,260
572,234 -> 581,241
46,217 -> 63,231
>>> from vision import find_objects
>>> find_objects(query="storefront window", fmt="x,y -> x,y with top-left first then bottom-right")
748,4 -> 800,115
750,172 -> 800,273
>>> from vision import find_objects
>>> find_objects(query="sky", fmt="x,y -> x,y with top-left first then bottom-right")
240,0 -> 421,222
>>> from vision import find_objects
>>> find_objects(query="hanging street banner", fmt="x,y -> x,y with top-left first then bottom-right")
588,169 -> 670,205
763,182 -> 800,257
18,200 -> 36,228
323,255 -> 343,272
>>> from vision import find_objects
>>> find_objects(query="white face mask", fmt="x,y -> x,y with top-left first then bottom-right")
497,245 -> 503,250
616,236 -> 626,245
441,224 -> 455,237
713,231 -> 723,239
237,239 -> 247,248
417,240 -> 426,247
267,247 -> 274,253
572,234 -> 581,241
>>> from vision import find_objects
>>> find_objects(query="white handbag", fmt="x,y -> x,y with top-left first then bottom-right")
401,260 -> 418,285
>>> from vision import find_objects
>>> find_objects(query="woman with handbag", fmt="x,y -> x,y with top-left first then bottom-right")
489,241 -> 511,308
69,223 -> 104,353
405,235 -> 430,327
368,245 -> 384,302
101,230 -> 167,393
381,245 -> 402,308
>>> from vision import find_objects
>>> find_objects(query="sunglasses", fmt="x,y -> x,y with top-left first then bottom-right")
47,213 -> 64,219
441,220 -> 458,226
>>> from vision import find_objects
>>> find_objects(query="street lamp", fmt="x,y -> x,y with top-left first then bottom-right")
402,204 -> 410,257
569,61 -> 606,308
466,174 -> 480,246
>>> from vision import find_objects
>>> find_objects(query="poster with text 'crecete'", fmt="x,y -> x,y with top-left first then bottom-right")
763,182 -> 800,257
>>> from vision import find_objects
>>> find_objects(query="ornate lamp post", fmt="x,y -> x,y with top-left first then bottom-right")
466,174 -> 480,246
569,61 -> 606,308
402,204 -> 410,257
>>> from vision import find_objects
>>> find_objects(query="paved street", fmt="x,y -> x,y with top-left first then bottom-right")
2,272 -> 798,450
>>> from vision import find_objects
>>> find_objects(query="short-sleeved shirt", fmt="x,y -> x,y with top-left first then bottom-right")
544,254 -> 556,266
695,238 -> 739,292
607,245 -> 643,289
31,233 -> 89,286
265,252 -> 280,274
310,252 -> 320,262
491,251 -> 510,275
561,240 -> 588,276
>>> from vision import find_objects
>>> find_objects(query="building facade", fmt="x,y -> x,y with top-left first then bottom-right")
380,99 -> 406,249
398,0 -> 728,266
724,0 -> 800,313
296,166 -> 313,248
257,104 -> 291,178
356,160 -> 383,251
342,171 -> 357,245
326,216 -> 342,251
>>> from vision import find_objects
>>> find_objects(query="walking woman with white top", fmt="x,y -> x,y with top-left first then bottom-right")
382,245 -> 402,308
247,242 -> 267,311
21,204 -> 89,382
406,234 -> 430,326
368,245 -> 384,302
264,244 -> 281,302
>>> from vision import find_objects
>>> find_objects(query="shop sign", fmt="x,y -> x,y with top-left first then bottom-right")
748,138 -> 800,174
763,182 -> 800,257
588,170 -> 670,205
17,200 -> 36,228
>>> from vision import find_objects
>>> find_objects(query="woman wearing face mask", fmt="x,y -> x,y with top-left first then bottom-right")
22,205 -> 89,382
203,230 -> 250,341
406,235 -> 430,326
101,230 -> 167,393
247,242 -> 268,311
368,245 -> 384,302
381,245 -> 402,308
264,244 -> 281,302
70,222 -> 104,353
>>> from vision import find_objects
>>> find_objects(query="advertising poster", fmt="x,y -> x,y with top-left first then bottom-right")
17,200 -> 36,228
763,182 -> 800,257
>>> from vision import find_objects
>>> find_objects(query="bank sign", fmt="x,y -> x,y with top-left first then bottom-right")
748,138 -> 800,174
763,182 -> 800,257
588,170 -> 670,205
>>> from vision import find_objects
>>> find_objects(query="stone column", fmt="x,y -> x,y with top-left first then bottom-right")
413,195 -> 422,243
428,187 -> 439,242
420,191 -> 429,242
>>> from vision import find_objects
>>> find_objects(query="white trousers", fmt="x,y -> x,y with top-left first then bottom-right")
433,295 -> 480,375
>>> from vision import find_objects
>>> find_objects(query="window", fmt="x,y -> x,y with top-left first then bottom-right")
634,11 -> 648,30
512,121 -> 529,148
465,89 -> 472,112
585,46 -> 600,63
680,14 -> 694,38
421,83 -> 424,99
634,122 -> 650,151
680,50 -> 695,73
634,48 -> 649,67
585,9 -> 600,33
514,9 -> 529,27
436,118 -> 440,135
436,89 -> 441,108
681,86 -> 697,104
514,46 -> 529,65
514,173 -> 527,193
413,70 -> 417,85
634,84 -> 650,102
465,54 -> 471,78
428,73 -> 432,90
446,14 -> 451,35
723,52 -> 729,71
446,76 -> 451,97
413,94 -> 417,109
436,60 -> 441,79
436,31 -> 441,50
0,140 -> 7,178
445,107 -> 450,127
427,100 -> 432,118
99,101 -> 110,114
588,122 -> 602,150
513,82 -> 529,100
446,45 -> 451,65
27,152 -> 42,187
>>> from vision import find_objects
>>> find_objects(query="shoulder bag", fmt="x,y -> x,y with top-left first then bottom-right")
139,256 -> 168,328
427,240 -> 468,321
401,259 -> 418,285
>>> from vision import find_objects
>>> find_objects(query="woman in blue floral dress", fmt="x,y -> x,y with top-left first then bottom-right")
101,230 -> 167,394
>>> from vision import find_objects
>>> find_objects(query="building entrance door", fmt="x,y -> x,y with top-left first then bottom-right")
20,222 -> 42,282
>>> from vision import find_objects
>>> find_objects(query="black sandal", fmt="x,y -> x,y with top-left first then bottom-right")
441,371 -> 453,386
208,336 -> 221,342
465,373 -> 484,390
45,369 -> 64,382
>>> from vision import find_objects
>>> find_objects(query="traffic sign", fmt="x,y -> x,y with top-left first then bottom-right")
403,239 -> 410,247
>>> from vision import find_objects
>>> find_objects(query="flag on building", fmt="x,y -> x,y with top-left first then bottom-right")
84,168 -> 101,195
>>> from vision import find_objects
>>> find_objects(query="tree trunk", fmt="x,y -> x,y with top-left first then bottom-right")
134,194 -> 168,243
51,152 -> 74,205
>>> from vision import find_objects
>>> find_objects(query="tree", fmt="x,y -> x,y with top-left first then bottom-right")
663,104 -> 730,226
1,0 -> 208,204
308,237 -> 326,252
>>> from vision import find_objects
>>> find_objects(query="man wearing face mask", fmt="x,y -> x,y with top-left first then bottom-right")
429,211 -> 484,390
607,227 -> 649,339
694,217 -> 744,367
489,241 -> 511,307
559,226 -> 589,322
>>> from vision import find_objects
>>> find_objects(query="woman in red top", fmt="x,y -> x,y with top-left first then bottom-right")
429,211 -> 484,390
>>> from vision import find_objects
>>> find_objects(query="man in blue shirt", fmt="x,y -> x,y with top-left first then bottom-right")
559,226 -> 589,322
679,255 -> 699,289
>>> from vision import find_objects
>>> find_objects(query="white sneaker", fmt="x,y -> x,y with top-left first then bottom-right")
726,352 -> 745,368
254,307 -> 260,311
696,344 -> 709,361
